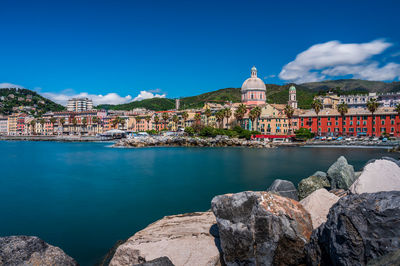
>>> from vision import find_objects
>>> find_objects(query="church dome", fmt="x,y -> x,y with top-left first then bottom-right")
289,85 -> 296,91
241,66 -> 266,92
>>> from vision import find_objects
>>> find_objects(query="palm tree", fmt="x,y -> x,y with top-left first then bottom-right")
367,98 -> 379,137
92,116 -> 100,134
82,117 -> 87,134
252,106 -> 262,132
172,115 -> 179,131
30,119 -> 36,135
234,104 -> 247,128
284,105 -> 294,135
182,111 -> 189,128
249,109 -> 257,131
153,114 -> 160,131
145,116 -> 151,131
223,108 -> 232,129
72,117 -> 78,134
311,99 -> 323,135
204,108 -> 212,126
162,113 -> 170,130
135,117 -> 142,131
337,103 -> 348,136
59,118 -> 65,135
112,116 -> 121,129
194,113 -> 201,125
215,110 -> 225,129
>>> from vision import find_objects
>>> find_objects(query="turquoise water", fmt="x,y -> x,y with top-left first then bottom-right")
0,141 -> 394,265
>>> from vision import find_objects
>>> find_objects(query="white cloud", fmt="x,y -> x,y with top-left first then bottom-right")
133,90 -> 166,101
279,39 -> 400,83
0,83 -> 25,89
41,91 -> 133,106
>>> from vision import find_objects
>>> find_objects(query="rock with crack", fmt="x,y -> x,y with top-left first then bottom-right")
0,235 -> 77,266
298,171 -> 330,200
109,212 -> 222,266
306,191 -> 400,265
211,191 -> 312,265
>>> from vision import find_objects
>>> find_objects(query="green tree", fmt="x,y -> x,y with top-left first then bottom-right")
153,114 -> 160,131
204,108 -> 212,126
172,114 -> 179,130
59,117 -> 65,135
30,119 -> 36,135
311,99 -> 323,135
38,118 -> 45,135
182,111 -> 189,128
215,110 -> 225,129
223,108 -> 232,129
284,105 -> 295,135
162,113 -> 170,130
367,98 -> 379,136
337,103 -> 349,136
234,104 -> 247,127
194,113 -> 201,125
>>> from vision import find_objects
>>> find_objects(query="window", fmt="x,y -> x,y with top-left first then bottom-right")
328,128 -> 331,132
357,121 -> 360,126
301,123 -> 304,127
381,120 -> 385,125
381,115 -> 386,119
328,117 -> 331,121
391,115 -> 396,119
327,122 -> 331,126
391,127 -> 395,132
335,122 -> 338,126
357,128 -> 361,132
363,128 -> 367,132
357,116 -> 361,120
363,116 -> 368,120
349,128 -> 354,132
343,127 -> 346,132
363,121 -> 367,125
381,128 -> 385,132
391,120 -> 395,125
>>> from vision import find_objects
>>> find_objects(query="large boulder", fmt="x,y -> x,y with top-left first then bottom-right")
211,191 -> 312,265
134,256 -> 174,266
327,156 -> 356,189
306,191 -> 400,265
300,189 -> 339,229
0,236 -> 77,265
298,171 -> 330,200
267,179 -> 299,200
350,159 -> 400,194
109,212 -> 222,266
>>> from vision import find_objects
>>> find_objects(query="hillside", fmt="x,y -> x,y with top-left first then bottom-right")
0,88 -> 65,116
301,79 -> 400,93
96,79 -> 400,112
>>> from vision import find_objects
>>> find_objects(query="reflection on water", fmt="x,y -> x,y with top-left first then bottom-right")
0,141 -> 392,265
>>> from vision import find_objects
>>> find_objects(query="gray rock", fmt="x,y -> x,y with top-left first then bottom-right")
211,191 -> 312,265
306,191 -> 400,266
267,179 -> 299,200
327,156 -> 356,189
367,249 -> 400,266
0,236 -> 77,266
134,256 -> 174,266
298,173 -> 331,200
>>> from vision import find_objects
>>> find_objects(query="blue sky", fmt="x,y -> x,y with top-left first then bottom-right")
1,0 -> 400,105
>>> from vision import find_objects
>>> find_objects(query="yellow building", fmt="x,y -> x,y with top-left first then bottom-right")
7,114 -> 18,135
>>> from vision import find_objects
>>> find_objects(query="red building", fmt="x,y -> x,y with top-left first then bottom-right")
299,107 -> 400,137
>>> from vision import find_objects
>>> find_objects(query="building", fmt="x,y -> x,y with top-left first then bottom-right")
0,117 -> 8,135
67,97 -> 93,112
378,92 -> 400,107
338,93 -> 377,108
315,94 -> 341,109
7,114 -> 18,135
241,66 -> 266,106
288,85 -> 298,109
299,107 -> 400,137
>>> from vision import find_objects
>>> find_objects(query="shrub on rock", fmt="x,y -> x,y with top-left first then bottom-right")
327,156 -> 356,189
211,191 -> 312,265
306,191 -> 400,265
298,171 -> 330,200
267,179 -> 299,200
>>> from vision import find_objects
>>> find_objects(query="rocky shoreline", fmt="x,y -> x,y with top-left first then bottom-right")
113,135 -> 280,148
2,155 -> 400,265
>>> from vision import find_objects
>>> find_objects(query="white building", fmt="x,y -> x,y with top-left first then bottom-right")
0,117 -> 8,135
67,98 -> 93,112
